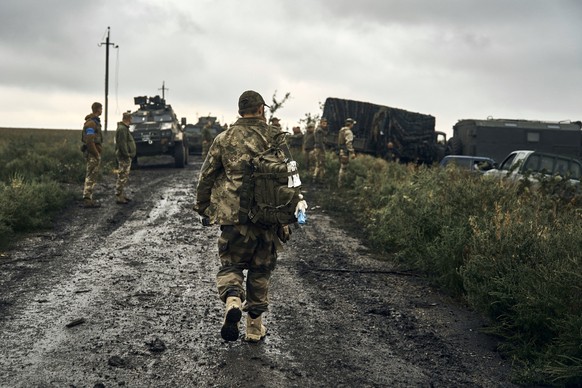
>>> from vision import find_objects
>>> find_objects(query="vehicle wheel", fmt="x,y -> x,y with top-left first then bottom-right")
174,142 -> 185,168
448,137 -> 462,155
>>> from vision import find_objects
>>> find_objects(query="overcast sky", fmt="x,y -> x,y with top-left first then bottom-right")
1,0 -> 580,136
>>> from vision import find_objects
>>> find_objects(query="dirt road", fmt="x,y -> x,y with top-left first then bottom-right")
0,155 -> 516,387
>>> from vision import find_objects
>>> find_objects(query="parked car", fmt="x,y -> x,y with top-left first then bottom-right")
484,150 -> 582,184
440,155 -> 497,173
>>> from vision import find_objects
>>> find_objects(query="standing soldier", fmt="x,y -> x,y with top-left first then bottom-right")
194,90 -> 292,343
312,118 -> 328,182
201,119 -> 214,160
337,118 -> 357,187
81,102 -> 103,208
114,112 -> 136,204
302,122 -> 315,176
286,126 -> 304,157
269,117 -> 281,129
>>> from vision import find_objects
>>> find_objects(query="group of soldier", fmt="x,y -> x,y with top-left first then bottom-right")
79,92 -> 360,344
284,116 -> 357,187
81,103 -> 136,208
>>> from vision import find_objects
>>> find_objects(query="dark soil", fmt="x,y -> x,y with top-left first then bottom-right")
0,155 -> 517,387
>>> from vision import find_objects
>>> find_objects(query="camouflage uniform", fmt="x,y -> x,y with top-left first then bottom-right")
338,121 -> 356,187
286,128 -> 304,158
302,125 -> 315,175
195,116 -> 283,316
312,121 -> 328,181
115,120 -> 136,199
82,113 -> 103,202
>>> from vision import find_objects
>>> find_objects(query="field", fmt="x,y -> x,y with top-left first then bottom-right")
1,127 -> 581,385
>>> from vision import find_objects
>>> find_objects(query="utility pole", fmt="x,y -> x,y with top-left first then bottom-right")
99,27 -> 118,134
159,81 -> 169,100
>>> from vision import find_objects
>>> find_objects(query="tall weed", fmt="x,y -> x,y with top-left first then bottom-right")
312,152 -> 582,386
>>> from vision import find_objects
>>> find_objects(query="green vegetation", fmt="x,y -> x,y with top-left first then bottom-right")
0,128 -> 115,249
303,152 -> 581,387
2,128 -> 580,385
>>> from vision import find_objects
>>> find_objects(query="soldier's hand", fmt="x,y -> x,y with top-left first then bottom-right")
351,153 -> 357,159
277,224 -> 291,243
201,216 -> 211,227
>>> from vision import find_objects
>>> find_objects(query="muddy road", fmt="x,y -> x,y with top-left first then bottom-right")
0,155 -> 516,387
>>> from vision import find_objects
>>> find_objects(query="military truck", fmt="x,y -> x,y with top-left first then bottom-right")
322,97 -> 447,164
447,118 -> 582,163
130,95 -> 189,168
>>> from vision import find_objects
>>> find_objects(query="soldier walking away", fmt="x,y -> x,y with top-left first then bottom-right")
201,119 -> 214,160
115,112 -> 136,204
337,118 -> 357,188
81,102 -> 103,208
312,118 -> 328,182
303,122 -> 316,176
194,90 -> 292,343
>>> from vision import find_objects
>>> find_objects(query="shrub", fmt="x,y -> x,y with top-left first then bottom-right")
311,152 -> 582,386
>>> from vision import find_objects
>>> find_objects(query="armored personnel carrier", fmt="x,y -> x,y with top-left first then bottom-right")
322,97 -> 447,164
130,95 -> 188,167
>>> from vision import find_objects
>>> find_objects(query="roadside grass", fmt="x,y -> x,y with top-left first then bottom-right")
306,152 -> 581,387
2,129 -> 581,385
0,128 -> 116,249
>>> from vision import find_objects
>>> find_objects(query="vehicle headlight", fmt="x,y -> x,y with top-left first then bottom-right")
129,124 -> 136,132
160,123 -> 172,130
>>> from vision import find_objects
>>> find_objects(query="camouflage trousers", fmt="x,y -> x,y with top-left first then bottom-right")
304,149 -> 314,175
216,224 -> 278,315
338,150 -> 350,188
83,154 -> 101,200
115,157 -> 132,196
311,148 -> 326,180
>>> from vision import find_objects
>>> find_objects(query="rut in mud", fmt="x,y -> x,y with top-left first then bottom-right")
0,155 -> 516,387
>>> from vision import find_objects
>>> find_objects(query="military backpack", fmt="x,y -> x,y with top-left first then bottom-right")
239,139 -> 302,228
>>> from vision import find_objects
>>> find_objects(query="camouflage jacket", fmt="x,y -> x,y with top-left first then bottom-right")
82,113 -> 103,157
115,121 -> 136,159
201,125 -> 213,142
286,132 -> 304,149
195,117 -> 279,225
338,126 -> 355,154
314,126 -> 327,150
303,131 -> 315,151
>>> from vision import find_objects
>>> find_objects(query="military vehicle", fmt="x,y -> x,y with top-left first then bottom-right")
322,97 -> 447,164
129,95 -> 189,167
184,116 -> 225,154
447,118 -> 582,163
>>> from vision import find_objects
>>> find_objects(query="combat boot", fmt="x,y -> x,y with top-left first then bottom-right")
116,195 -> 129,205
245,314 -> 267,342
221,296 -> 242,341
83,198 -> 101,208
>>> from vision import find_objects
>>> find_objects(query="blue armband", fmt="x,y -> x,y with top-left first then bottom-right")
85,128 -> 96,135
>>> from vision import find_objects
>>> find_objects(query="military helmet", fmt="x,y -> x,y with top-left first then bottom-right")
345,118 -> 357,125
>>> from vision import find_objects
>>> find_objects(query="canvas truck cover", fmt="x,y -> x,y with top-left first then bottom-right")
322,97 -> 439,163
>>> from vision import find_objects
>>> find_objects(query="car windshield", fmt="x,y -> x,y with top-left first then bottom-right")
445,158 -> 473,168
184,126 -> 200,133
131,115 -> 148,124
154,114 -> 173,122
